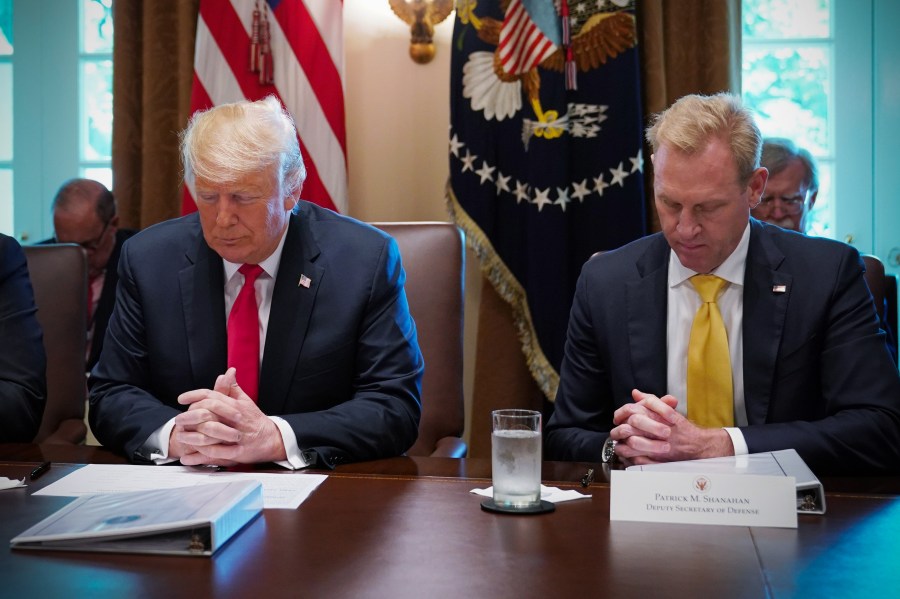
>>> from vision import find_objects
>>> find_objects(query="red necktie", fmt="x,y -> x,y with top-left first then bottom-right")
227,264 -> 264,401
86,275 -> 99,327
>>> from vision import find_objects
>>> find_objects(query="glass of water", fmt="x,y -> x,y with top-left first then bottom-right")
491,409 -> 542,509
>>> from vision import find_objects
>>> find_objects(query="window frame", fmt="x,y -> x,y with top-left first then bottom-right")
7,0 -> 113,243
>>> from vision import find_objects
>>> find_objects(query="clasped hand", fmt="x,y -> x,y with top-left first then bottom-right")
168,367 -> 287,466
609,389 -> 734,466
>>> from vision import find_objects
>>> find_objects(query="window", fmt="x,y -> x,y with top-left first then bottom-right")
2,0 -> 113,241
80,0 -> 113,189
741,0 -> 900,273
0,0 -> 13,233
742,0 -> 834,237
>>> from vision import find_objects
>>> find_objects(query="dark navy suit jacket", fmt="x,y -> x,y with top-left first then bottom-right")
89,202 -> 423,466
545,219 -> 900,475
0,233 -> 46,441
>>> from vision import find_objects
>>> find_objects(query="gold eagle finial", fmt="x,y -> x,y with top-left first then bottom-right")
388,0 -> 455,64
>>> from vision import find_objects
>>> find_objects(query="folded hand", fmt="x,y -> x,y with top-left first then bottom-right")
169,367 -> 287,466
611,389 -> 733,465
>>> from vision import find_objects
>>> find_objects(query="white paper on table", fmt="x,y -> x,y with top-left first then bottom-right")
33,464 -> 326,509
470,485 -> 590,503
1,476 -> 26,491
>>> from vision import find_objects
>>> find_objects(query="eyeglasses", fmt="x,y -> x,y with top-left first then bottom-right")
753,193 -> 809,215
75,220 -> 111,252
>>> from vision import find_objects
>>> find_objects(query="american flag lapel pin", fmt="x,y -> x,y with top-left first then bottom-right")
298,274 -> 311,288
772,284 -> 787,294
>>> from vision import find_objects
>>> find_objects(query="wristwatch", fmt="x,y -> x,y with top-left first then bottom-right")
601,437 -> 618,464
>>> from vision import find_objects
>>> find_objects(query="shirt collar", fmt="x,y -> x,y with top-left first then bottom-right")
222,224 -> 290,283
668,222 -> 751,288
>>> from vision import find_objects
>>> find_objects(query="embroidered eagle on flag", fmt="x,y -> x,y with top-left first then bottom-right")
458,0 -> 636,142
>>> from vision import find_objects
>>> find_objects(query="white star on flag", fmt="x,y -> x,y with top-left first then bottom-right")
449,134 -> 464,157
476,161 -> 497,184
460,150 -> 478,172
609,162 -> 628,187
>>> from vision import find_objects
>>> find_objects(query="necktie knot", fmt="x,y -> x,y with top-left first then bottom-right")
691,274 -> 727,303
239,263 -> 264,285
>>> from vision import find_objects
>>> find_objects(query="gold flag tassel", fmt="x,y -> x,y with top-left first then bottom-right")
250,1 -> 261,73
561,0 -> 577,90
259,3 -> 274,85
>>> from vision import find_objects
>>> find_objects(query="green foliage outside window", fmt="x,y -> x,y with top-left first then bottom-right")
742,0 -> 833,237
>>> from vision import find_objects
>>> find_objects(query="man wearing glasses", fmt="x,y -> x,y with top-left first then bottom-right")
750,138 -> 818,233
45,179 -> 136,371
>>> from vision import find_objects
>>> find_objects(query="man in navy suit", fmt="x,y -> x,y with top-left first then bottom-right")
45,179 -> 137,371
752,138 -> 897,363
0,233 -> 46,441
545,93 -> 900,475
89,96 -> 423,467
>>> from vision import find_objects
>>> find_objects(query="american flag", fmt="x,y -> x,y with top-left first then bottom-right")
497,0 -> 559,76
184,0 -> 347,214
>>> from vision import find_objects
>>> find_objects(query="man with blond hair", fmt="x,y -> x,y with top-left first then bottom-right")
752,137 -> 896,362
545,93 -> 900,475
90,96 -> 423,468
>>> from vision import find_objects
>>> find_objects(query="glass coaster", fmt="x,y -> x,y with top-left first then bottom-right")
480,498 -> 556,515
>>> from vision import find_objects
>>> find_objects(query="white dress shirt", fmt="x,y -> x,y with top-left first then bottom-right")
665,223 -> 751,455
145,226 -> 309,469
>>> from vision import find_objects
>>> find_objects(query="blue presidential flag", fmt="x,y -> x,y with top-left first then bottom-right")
448,0 -> 647,400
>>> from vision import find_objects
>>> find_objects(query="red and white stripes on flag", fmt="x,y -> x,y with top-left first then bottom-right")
185,0 -> 347,214
497,0 -> 558,76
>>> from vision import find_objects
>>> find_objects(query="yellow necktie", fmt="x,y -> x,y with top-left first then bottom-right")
687,275 -> 734,427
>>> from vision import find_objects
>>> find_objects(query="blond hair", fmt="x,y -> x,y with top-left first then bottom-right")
181,95 -> 307,197
646,92 -> 762,184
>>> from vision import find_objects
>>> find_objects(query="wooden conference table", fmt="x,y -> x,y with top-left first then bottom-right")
1,444 -> 899,598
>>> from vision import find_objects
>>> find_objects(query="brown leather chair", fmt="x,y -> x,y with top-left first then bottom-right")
862,255 -> 887,316
862,254 -> 899,363
372,222 -> 466,457
23,244 -> 89,444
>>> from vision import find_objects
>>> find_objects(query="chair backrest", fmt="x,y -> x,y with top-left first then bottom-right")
862,254 -> 898,364
862,255 -> 886,316
371,222 -> 466,457
23,244 -> 88,444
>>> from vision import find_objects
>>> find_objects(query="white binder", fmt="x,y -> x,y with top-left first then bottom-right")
11,480 -> 263,556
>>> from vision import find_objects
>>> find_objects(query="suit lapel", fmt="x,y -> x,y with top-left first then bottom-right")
627,236 -> 669,395
180,232 -> 227,389
742,220 -> 791,424
258,212 -> 323,415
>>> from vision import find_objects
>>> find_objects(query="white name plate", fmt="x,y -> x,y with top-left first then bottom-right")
610,470 -> 798,528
